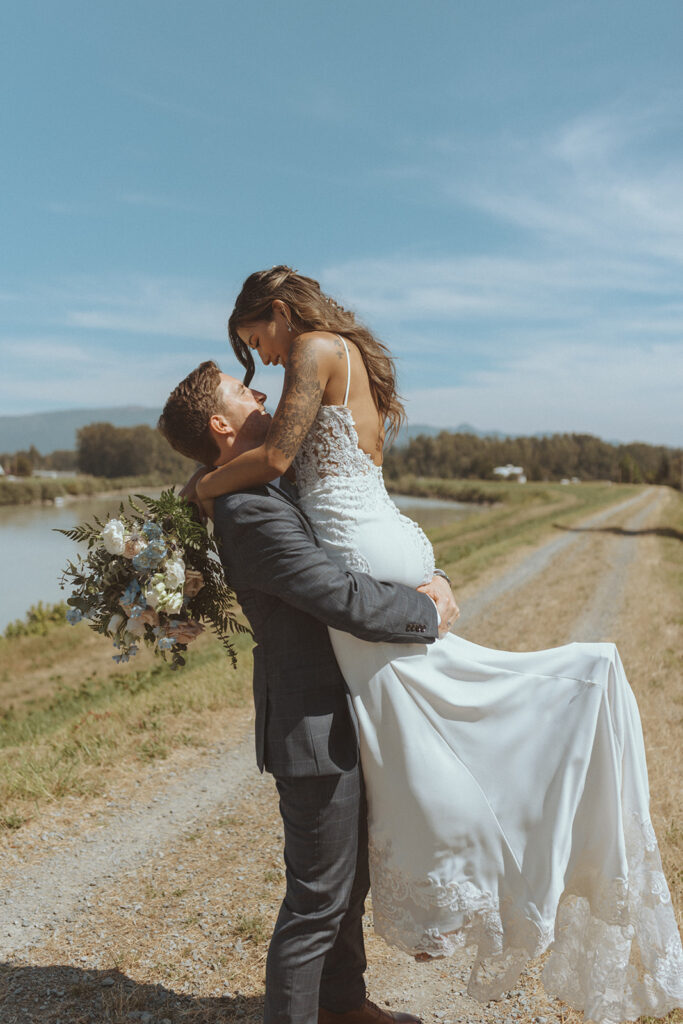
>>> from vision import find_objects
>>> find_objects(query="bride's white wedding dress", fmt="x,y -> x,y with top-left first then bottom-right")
291,344 -> 683,1023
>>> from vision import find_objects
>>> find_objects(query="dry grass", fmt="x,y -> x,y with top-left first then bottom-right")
425,480 -> 644,585
0,631 -> 254,827
0,481 -> 636,830
1,483 -> 681,1024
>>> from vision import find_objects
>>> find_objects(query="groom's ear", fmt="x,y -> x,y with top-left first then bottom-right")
209,412 -> 235,439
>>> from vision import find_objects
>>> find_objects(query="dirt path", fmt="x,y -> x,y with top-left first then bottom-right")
0,486 -> 678,1024
455,487 -> 656,632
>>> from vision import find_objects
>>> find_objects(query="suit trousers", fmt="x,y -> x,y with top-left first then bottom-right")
264,766 -> 369,1024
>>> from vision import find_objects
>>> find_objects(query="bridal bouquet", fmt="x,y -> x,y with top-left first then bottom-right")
57,489 -> 248,668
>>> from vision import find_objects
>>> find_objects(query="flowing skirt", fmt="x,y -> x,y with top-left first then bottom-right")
328,628 -> 683,1022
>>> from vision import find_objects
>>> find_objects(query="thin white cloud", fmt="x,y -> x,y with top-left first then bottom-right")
116,191 -> 199,212
119,87 -> 223,126
43,201 -> 91,216
463,105 -> 683,263
0,337 -> 100,364
61,278 -> 232,342
403,341 -> 683,446
0,341 -> 232,415
322,252 -> 681,334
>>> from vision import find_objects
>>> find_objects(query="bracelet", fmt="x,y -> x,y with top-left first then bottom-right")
433,568 -> 452,586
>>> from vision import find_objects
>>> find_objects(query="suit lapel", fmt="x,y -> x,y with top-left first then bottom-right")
266,482 -> 298,508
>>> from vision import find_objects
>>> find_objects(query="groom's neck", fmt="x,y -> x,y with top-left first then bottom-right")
213,436 -> 260,468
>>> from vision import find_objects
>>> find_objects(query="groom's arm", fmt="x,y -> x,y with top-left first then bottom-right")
215,493 -> 439,644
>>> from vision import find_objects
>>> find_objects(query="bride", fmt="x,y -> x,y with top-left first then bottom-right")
194,266 -> 682,1021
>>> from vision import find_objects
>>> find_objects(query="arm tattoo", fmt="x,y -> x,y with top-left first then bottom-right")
268,338 -> 325,459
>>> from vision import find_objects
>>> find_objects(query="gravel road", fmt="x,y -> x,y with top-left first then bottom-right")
0,485 -> 668,1024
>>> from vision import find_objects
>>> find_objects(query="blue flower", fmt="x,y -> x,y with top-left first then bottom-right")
129,604 -> 144,619
66,607 -> 83,625
142,521 -> 163,541
132,539 -> 167,570
122,579 -> 141,605
157,637 -> 175,651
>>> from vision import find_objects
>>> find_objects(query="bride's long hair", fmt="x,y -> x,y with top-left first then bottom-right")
228,266 -> 405,442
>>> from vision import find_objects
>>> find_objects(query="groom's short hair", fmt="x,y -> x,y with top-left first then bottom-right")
158,360 -> 226,466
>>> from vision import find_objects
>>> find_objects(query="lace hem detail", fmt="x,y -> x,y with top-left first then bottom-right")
368,813 -> 683,1022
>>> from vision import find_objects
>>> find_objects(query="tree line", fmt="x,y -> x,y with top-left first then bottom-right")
383,431 -> 682,489
1,423 -> 193,480
3,423 -> 680,489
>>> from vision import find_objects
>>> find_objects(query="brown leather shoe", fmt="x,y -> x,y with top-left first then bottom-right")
319,997 -> 423,1024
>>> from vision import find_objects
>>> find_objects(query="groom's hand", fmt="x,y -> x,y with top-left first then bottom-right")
418,575 -> 459,637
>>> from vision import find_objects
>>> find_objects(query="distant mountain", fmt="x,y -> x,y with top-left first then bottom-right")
0,407 -> 161,454
0,406 -> 542,455
394,422 -> 511,446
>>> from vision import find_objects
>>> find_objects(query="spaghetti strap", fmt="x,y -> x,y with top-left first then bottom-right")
337,335 -> 351,406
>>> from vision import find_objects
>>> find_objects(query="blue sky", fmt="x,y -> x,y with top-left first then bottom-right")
1,0 -> 682,445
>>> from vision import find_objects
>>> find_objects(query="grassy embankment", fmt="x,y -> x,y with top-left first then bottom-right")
0,474 -> 179,507
0,479 -> 648,833
398,477 -> 648,584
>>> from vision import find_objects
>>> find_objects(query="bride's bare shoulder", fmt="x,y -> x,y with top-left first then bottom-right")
292,331 -> 347,359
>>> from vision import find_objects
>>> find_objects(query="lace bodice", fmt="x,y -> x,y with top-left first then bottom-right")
293,405 -> 435,582
294,404 -> 379,494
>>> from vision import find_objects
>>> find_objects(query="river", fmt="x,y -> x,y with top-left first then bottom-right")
0,491 -> 474,631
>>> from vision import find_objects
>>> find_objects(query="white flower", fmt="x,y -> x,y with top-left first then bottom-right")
125,617 -> 146,637
164,556 -> 185,590
163,591 -> 183,614
101,519 -> 127,555
144,575 -> 167,609
107,613 -> 124,633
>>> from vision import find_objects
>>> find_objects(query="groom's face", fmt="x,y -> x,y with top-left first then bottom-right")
216,373 -> 271,446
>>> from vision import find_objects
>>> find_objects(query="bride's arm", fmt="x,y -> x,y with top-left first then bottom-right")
196,334 -> 333,500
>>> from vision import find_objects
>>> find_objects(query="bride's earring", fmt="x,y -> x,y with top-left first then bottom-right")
286,320 -> 293,333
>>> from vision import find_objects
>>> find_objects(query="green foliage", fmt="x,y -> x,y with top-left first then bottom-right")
384,431 -> 682,489
77,422 -> 194,478
2,602 -> 68,639
0,444 -> 77,475
13,453 -> 33,476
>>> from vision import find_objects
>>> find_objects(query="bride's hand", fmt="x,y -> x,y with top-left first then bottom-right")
418,575 -> 459,637
180,467 -> 214,523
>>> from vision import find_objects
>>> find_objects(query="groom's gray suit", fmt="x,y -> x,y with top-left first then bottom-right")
213,483 -> 438,1024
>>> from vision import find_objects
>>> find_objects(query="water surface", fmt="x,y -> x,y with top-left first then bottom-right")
0,491 -> 474,631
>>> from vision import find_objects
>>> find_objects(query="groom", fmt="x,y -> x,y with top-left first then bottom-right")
159,362 -> 456,1024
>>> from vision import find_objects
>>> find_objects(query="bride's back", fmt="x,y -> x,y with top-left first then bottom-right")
321,333 -> 385,466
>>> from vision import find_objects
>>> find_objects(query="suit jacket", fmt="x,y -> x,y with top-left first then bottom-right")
213,484 -> 439,778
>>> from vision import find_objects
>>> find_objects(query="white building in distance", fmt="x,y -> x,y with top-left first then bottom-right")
493,464 -> 527,483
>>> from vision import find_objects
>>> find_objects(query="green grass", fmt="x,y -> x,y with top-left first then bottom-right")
0,629 -> 254,817
0,478 -> 651,824
0,473 -> 184,507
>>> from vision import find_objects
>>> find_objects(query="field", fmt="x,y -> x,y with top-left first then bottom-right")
0,480 -> 681,1024
0,474 -> 179,507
